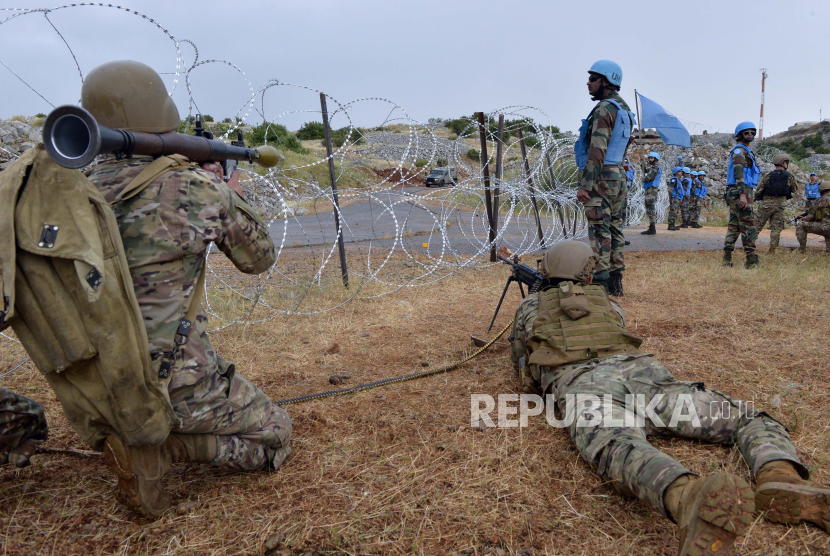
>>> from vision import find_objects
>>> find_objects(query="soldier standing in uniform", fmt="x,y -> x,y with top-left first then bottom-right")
0,388 -> 48,468
796,181 -> 830,253
805,172 -> 821,210
574,60 -> 635,297
723,122 -> 762,268
622,157 -> 634,245
689,170 -> 708,228
640,152 -> 662,235
754,154 -> 798,253
80,61 -> 292,516
510,240 -> 830,556
667,166 -> 684,231
679,167 -> 693,228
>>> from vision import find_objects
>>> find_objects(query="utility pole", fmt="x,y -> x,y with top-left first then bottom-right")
759,68 -> 768,140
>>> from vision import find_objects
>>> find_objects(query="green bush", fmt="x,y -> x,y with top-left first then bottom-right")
414,159 -> 428,168
297,121 -> 325,140
202,114 -> 214,122
719,141 -> 731,149
324,126 -> 364,147
466,148 -> 479,161
447,134 -> 458,141
523,135 -> 540,149
446,118 -> 474,136
247,122 -> 307,154
35,112 -> 46,118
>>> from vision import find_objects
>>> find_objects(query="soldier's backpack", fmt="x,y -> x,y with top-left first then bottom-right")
0,144 -> 200,450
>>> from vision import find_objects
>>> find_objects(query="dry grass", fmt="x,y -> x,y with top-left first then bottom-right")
1,248 -> 830,555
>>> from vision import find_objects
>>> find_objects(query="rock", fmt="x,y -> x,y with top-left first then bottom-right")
403,261 -> 414,268
398,300 -> 410,307
263,534 -> 283,552
324,343 -> 340,354
360,332 -> 370,338
294,207 -> 308,216
176,500 -> 201,515
420,361 -> 429,367
447,425 -> 459,432
770,394 -> 782,408
435,443 -> 446,451
329,374 -> 351,385
279,291 -> 296,299
485,369 -> 494,375
301,338 -> 310,344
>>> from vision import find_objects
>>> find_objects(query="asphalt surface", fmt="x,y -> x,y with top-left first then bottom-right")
270,185 -> 824,255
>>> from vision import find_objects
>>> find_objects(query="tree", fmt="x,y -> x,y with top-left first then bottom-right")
297,121 -> 325,140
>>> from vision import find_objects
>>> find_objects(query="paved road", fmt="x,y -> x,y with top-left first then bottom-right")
270,186 -> 824,255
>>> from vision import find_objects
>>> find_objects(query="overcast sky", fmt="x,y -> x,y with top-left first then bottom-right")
1,0 -> 827,137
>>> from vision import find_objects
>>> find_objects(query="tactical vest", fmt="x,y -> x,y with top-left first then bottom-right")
0,146 -> 198,450
805,181 -> 821,199
759,169 -> 792,199
526,282 -> 644,369
682,177 -> 692,195
670,178 -> 684,199
574,99 -> 635,169
727,144 -> 761,187
694,179 -> 707,198
643,166 -> 662,190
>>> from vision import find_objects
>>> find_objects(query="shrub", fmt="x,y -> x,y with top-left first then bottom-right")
324,126 -> 364,147
35,113 -> 46,118
297,121 -> 325,140
202,114 -> 214,122
466,148 -> 479,161
247,122 -> 307,154
719,141 -> 731,149
523,135 -> 540,149
446,118 -> 474,136
414,159 -> 428,168
447,134 -> 458,141
221,117 -> 233,124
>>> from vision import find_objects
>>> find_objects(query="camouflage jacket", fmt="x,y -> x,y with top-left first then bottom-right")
729,146 -> 753,197
578,91 -> 633,201
641,161 -> 660,186
806,194 -> 830,222
755,170 -> 798,199
0,388 -> 48,467
88,157 -> 276,391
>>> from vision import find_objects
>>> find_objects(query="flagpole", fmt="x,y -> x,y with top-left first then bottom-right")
634,89 -> 645,159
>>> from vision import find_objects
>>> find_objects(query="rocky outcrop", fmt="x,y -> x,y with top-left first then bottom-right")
0,116 -> 42,169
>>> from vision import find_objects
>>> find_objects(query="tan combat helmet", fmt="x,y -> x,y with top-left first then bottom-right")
772,153 -> 791,166
820,181 -> 830,193
81,60 -> 180,133
538,240 -> 598,282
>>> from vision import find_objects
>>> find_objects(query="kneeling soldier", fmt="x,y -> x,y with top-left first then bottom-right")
796,181 -> 830,253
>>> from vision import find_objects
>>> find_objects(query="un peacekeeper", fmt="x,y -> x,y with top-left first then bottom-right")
0,388 -> 48,468
805,172 -> 822,210
687,172 -> 700,228
724,122 -> 762,268
622,157 -> 634,245
679,167 -> 693,228
509,240 -> 830,555
754,154 -> 798,253
796,180 -> 830,253
667,166 -> 684,231
689,170 -> 708,228
81,61 -> 291,516
574,59 -> 635,297
639,152 -> 662,236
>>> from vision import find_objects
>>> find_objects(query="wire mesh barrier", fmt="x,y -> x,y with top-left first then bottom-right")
1,3 -> 674,374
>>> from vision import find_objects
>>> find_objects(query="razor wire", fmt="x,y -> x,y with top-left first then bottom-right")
0,3 -> 724,376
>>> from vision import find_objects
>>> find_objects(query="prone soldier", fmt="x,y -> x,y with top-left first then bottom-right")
754,154 -> 798,253
510,240 -> 830,556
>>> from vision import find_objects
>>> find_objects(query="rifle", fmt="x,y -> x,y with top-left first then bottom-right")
787,211 -> 809,225
42,105 -> 282,172
487,255 -> 545,332
193,115 -> 246,182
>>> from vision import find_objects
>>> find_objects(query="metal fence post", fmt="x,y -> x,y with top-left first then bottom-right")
517,125 -> 545,249
320,92 -> 349,288
477,112 -> 497,262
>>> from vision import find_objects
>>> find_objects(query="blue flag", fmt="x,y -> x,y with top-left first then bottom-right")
637,93 -> 691,148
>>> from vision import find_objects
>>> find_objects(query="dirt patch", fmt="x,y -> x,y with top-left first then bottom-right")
371,167 -> 425,184
1,250 -> 829,555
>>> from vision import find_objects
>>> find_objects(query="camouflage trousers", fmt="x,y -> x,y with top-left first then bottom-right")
680,196 -> 690,224
796,220 -> 830,252
644,188 -> 658,225
754,197 -> 788,248
544,354 -> 804,518
724,186 -> 758,252
583,175 -> 626,280
668,197 -> 682,226
806,199 -> 818,211
170,358 -> 292,471
0,388 -> 48,468
689,196 -> 702,224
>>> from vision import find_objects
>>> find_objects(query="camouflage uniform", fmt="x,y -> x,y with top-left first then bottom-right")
510,292 -> 806,518
578,91 -> 631,280
641,162 -> 660,225
667,177 -> 683,227
88,157 -> 291,471
680,178 -> 691,225
724,147 -> 758,253
0,388 -> 48,468
796,195 -> 830,253
754,171 -> 798,249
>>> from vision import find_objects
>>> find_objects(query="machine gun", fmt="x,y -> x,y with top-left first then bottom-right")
487,255 -> 545,332
42,105 -> 282,172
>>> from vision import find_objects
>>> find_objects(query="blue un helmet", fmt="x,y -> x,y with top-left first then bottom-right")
588,60 -> 622,87
682,166 -> 691,174
648,152 -> 660,160
672,166 -> 682,174
698,170 -> 706,176
734,121 -> 757,137
690,171 -> 699,176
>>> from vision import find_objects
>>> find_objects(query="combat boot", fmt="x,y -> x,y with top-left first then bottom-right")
679,221 -> 689,229
722,249 -> 733,267
103,436 -> 171,518
668,224 -> 679,231
164,433 -> 218,464
755,460 -> 830,533
768,246 -> 777,254
607,270 -> 623,296
664,473 -> 755,556
745,252 -> 760,269
691,222 -> 703,229
641,223 -> 656,235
